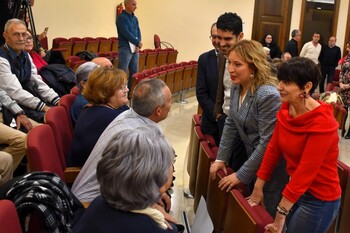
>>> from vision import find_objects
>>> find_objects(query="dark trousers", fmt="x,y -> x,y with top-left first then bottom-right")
319,66 -> 336,93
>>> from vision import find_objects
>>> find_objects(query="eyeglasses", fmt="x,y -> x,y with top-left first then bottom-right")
119,84 -> 128,91
26,37 -> 33,42
209,35 -> 218,40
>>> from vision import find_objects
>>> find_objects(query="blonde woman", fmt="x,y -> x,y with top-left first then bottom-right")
210,40 -> 288,216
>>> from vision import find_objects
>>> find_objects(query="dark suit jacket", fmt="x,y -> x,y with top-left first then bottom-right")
214,53 -> 226,115
196,49 -> 219,136
285,38 -> 299,57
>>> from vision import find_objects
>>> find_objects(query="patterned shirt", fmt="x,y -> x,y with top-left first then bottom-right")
339,54 -> 350,107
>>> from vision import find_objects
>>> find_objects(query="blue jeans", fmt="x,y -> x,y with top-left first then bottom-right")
118,46 -> 139,91
285,192 -> 340,233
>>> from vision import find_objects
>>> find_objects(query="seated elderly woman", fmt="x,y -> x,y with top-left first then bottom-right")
73,125 -> 179,233
67,66 -> 129,167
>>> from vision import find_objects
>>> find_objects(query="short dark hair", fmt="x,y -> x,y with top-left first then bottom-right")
277,57 -> 321,94
216,12 -> 242,36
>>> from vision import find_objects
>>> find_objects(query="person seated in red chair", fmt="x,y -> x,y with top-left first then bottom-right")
0,18 -> 60,123
73,125 -> 179,233
68,66 -> 129,167
24,30 -> 47,71
71,58 -> 113,126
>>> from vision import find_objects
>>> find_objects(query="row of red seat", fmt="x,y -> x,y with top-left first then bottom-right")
52,37 -> 118,59
65,48 -> 179,72
130,61 -> 198,102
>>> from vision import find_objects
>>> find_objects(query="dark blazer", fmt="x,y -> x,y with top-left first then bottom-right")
214,53 -> 227,115
196,49 -> 219,136
285,38 -> 299,57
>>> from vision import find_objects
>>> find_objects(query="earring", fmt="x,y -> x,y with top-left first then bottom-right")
250,73 -> 254,78
299,91 -> 309,105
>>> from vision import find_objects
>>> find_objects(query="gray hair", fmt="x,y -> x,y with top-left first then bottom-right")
291,29 -> 299,38
4,18 -> 26,32
97,124 -> 174,211
131,79 -> 167,117
75,62 -> 99,91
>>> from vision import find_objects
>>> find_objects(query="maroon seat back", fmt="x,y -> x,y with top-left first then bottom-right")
44,106 -> 73,169
27,125 -> 65,181
59,94 -> 77,133
0,200 -> 22,233
223,189 -> 273,233
194,141 -> 217,212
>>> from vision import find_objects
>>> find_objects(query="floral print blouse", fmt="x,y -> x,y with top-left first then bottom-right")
339,54 -> 350,107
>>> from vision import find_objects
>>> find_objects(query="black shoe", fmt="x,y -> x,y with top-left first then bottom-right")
175,224 -> 185,233
345,135 -> 350,139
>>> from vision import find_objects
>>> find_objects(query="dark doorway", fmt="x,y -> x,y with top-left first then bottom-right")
300,0 -> 339,47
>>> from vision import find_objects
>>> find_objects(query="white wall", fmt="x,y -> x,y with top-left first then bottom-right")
32,0 -> 348,61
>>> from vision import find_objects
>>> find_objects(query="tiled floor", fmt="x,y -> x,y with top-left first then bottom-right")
160,93 -> 350,228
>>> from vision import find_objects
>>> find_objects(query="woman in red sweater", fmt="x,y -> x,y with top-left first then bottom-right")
24,30 -> 48,71
248,57 -> 341,233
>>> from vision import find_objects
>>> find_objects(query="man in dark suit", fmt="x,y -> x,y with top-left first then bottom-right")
285,29 -> 302,57
318,36 -> 341,93
196,23 -> 220,144
213,12 -> 244,137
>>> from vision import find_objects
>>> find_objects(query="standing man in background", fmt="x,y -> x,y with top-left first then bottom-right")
318,36 -> 341,93
300,32 -> 322,65
285,29 -> 302,57
196,23 -> 220,144
116,0 -> 142,94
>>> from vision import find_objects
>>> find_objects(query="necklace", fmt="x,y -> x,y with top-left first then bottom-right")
106,103 -> 117,110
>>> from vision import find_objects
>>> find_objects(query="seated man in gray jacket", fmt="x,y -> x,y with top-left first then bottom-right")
0,18 -> 60,123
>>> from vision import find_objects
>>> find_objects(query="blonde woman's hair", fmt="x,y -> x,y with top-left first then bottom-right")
82,66 -> 126,104
227,39 -> 278,94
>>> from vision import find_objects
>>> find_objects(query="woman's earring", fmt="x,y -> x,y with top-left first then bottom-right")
250,73 -> 254,78
299,91 -> 309,105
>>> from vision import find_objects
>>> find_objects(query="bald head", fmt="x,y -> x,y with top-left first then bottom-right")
92,57 -> 112,67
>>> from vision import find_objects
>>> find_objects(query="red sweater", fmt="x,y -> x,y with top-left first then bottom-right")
30,51 -> 47,71
257,101 -> 341,203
